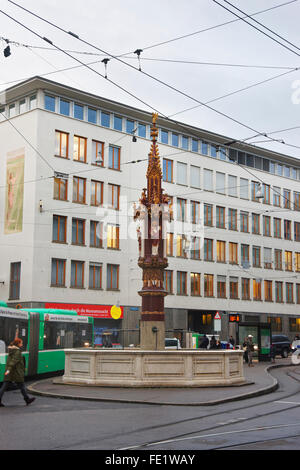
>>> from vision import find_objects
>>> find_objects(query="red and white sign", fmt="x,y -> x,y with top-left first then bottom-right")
214,312 -> 221,320
45,303 -> 124,319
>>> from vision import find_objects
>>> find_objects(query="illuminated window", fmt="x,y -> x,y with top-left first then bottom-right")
229,242 -> 238,264
191,273 -> 201,296
253,279 -> 261,301
107,225 -> 120,249
216,240 -> 225,263
204,274 -> 214,297
264,280 -> 272,302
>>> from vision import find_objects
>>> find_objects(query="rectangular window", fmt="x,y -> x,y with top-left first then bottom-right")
89,262 -> 102,289
204,239 -> 213,261
192,138 -> 198,152
275,281 -> 283,302
91,180 -> 103,207
107,264 -> 119,290
275,249 -> 282,270
284,189 -> 291,209
203,169 -> 213,191
297,284 -> 300,304
294,192 -> 300,211
284,220 -> 291,240
274,218 -> 281,238
177,162 -> 187,185
191,201 -> 200,225
177,198 -> 186,221
252,213 -> 260,235
242,278 -> 250,300
263,216 -> 271,237
295,222 -> 300,241
252,181 -> 261,202
29,95 -> 37,109
51,259 -> 66,287
253,279 -> 262,300
230,277 -> 238,299
204,204 -> 213,226
289,317 -> 300,332
107,225 -> 120,249
73,135 -> 87,162
101,111 -> 110,127
114,115 -> 123,131
55,130 -> 69,158
201,141 -> 208,155
88,107 -> 97,123
126,119 -> 135,134
72,218 -> 85,245
160,129 -> 169,144
268,316 -> 282,331
228,209 -> 237,231
229,242 -> 238,264
19,99 -> 26,113
285,251 -> 293,271
73,177 -> 86,204
176,235 -> 186,258
228,175 -> 237,197
74,103 -> 84,120
264,248 -> 272,269
52,215 -> 67,243
240,211 -> 249,233
164,270 -> 173,293
216,206 -> 225,228
253,246 -> 261,267
163,158 -> 173,183
273,187 -> 281,206
204,274 -> 214,297
60,99 -> 70,116
138,123 -> 146,138
265,280 -> 273,302
166,233 -> 174,256
241,244 -> 249,267
295,253 -> 300,272
71,260 -> 84,288
45,94 -> 55,112
177,271 -> 187,295
191,273 -> 201,296
9,262 -> 21,299
286,283 -> 294,303
54,175 -> 68,201
181,135 -> 189,150
210,144 -> 217,158
219,147 -> 227,160
240,178 -> 249,199
216,240 -> 226,263
190,165 -> 200,188
92,140 -> 104,166
216,172 -> 225,194
108,184 -> 120,210
263,184 -> 270,204
217,275 -> 226,299
191,237 -> 200,260
109,145 -> 120,170
90,221 -> 103,248
172,132 -> 179,147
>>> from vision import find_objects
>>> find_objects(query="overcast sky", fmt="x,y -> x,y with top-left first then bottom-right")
0,0 -> 300,158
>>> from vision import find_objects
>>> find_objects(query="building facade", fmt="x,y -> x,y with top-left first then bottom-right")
1,76 -> 300,344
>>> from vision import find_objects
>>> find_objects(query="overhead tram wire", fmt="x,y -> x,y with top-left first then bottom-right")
3,4 -> 300,200
213,0 -> 300,59
3,3 -> 295,153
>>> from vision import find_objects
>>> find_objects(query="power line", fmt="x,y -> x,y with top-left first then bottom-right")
213,0 -> 300,59
1,4 -> 290,151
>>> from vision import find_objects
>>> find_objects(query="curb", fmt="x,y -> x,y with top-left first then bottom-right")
27,363 -> 295,406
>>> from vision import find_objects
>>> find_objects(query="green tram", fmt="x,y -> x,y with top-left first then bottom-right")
0,304 -> 94,382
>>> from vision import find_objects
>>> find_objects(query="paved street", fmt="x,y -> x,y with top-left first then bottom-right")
1,361 -> 300,452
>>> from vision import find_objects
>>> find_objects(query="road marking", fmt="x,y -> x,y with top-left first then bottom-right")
119,423 -> 300,449
275,401 -> 300,405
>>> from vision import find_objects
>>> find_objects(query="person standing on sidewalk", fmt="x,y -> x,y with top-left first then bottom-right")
0,338 -> 35,407
246,335 -> 255,367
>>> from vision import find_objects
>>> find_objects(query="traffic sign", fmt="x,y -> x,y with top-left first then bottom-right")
214,312 -> 221,320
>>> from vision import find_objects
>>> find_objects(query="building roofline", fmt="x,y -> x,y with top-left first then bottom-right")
2,75 -> 300,167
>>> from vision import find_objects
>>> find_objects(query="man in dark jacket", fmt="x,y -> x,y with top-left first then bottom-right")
0,338 -> 35,407
199,335 -> 209,349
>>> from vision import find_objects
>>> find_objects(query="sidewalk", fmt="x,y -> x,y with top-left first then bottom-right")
27,358 -> 297,406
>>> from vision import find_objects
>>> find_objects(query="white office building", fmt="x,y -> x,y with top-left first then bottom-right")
1,76 -> 300,344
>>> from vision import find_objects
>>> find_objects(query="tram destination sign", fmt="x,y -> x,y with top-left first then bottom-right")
0,308 -> 28,320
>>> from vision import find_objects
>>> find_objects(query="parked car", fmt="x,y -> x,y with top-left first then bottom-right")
271,335 -> 292,358
165,338 -> 181,349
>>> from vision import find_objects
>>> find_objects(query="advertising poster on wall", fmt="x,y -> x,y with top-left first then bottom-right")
4,149 -> 25,234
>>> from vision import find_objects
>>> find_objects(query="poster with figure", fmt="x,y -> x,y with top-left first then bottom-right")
4,150 -> 24,234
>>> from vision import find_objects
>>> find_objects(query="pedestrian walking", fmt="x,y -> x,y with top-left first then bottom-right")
243,337 -> 248,363
245,335 -> 255,367
0,338 -> 35,407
